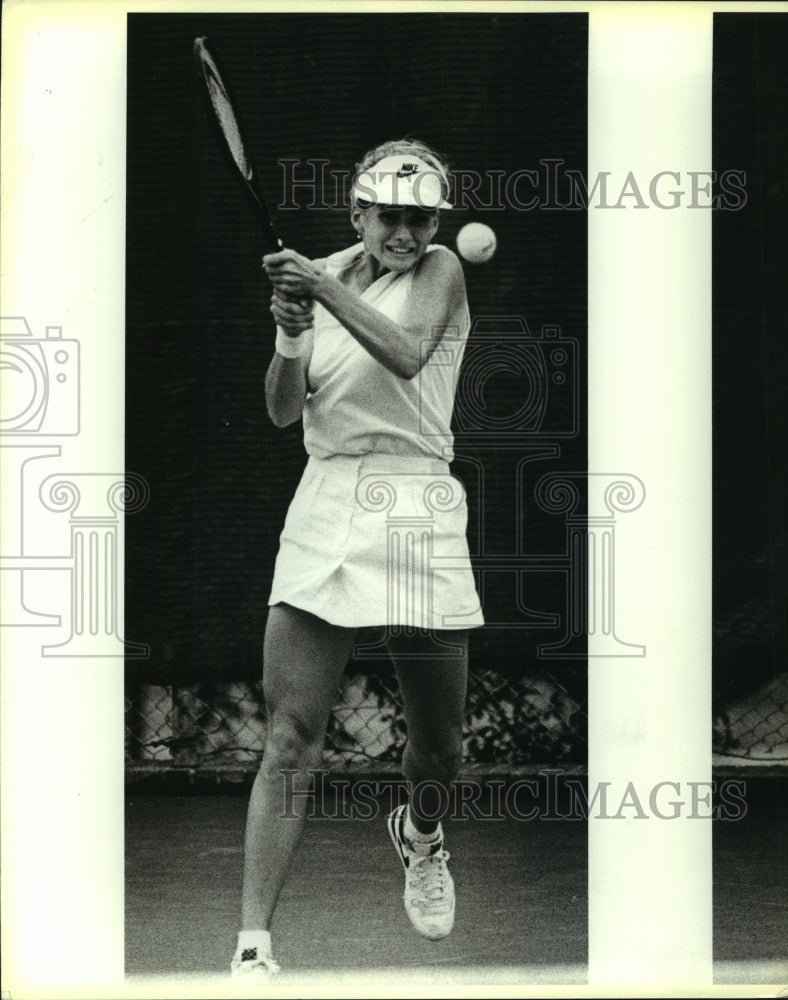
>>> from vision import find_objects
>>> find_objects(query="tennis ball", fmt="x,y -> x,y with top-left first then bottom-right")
456,222 -> 497,264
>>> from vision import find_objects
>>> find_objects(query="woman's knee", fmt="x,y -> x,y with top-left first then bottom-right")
406,735 -> 464,783
261,710 -> 325,773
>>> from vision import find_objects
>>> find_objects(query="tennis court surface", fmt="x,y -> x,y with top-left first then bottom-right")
125,776 -> 786,992
126,783 -> 587,986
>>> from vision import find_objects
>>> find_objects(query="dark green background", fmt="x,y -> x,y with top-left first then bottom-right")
125,13 -> 589,681
713,14 -> 787,702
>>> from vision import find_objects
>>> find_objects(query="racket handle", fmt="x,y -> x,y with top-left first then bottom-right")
262,223 -> 284,254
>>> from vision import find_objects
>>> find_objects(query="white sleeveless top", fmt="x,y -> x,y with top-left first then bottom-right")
302,244 -> 470,462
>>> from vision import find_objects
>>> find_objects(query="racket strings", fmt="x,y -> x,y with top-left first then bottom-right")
195,37 -> 279,250
205,75 -> 252,180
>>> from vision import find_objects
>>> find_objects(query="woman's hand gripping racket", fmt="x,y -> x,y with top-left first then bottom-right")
193,37 -> 312,338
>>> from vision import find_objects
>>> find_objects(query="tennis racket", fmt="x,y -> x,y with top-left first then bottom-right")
193,36 -> 283,253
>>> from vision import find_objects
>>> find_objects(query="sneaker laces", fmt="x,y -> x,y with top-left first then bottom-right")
408,850 -> 452,909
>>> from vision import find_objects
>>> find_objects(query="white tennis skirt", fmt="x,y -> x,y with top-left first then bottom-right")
268,453 -> 484,630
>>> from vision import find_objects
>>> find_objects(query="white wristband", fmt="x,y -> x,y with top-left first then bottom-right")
275,326 -> 308,358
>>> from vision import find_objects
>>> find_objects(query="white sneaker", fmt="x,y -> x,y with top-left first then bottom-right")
387,804 -> 455,941
230,944 -> 281,978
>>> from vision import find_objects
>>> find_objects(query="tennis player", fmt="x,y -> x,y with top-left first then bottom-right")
231,139 -> 484,977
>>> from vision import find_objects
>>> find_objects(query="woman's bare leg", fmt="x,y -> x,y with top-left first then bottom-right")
241,603 -> 357,930
388,629 -> 469,831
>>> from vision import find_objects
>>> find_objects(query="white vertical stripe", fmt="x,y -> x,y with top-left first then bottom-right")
588,7 -> 713,988
1,1 -> 126,990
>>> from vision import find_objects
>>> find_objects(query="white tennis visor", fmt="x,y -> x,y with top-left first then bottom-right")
352,155 -> 452,210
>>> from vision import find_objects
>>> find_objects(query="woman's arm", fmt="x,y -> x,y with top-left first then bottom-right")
264,247 -> 467,381
264,292 -> 313,428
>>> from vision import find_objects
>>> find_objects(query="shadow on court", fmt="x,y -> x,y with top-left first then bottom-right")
712,776 -> 787,980
125,783 -> 587,981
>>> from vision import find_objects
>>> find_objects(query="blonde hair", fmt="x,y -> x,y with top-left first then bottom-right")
351,139 -> 452,209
